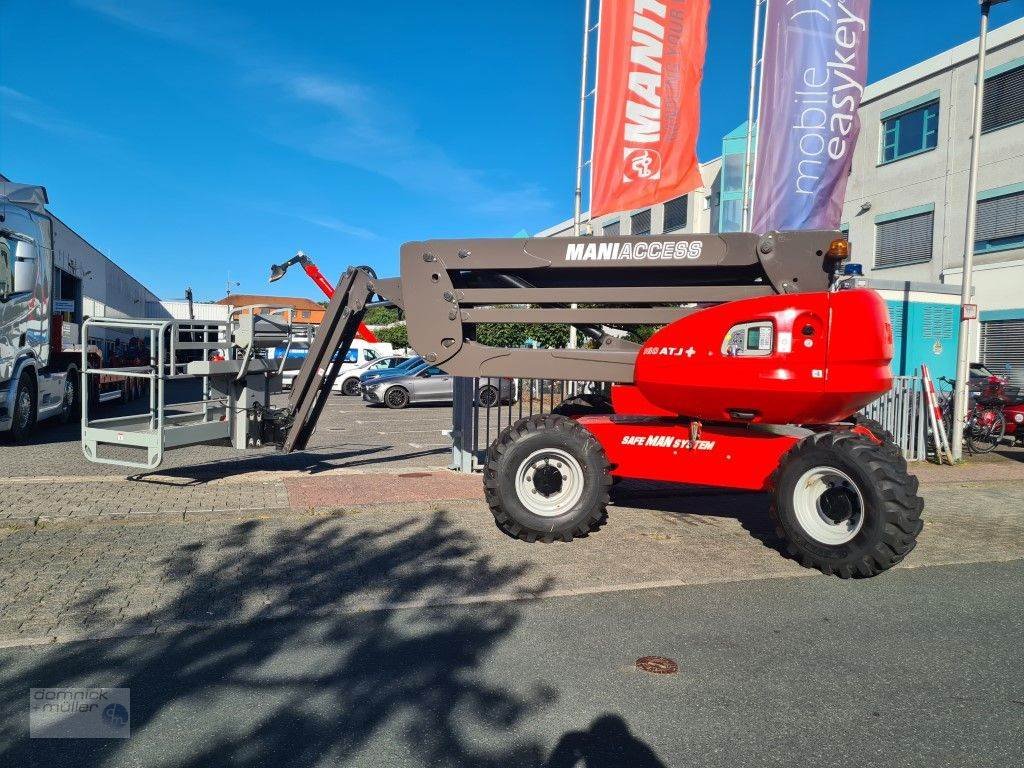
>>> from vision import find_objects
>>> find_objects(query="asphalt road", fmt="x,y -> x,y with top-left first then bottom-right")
0,559 -> 1020,768
0,380 -> 455,479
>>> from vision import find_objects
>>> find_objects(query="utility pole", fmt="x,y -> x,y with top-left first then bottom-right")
951,0 -> 1006,461
571,0 -> 597,350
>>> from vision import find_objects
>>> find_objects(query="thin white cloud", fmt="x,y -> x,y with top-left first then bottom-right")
0,86 -> 110,142
295,214 -> 378,241
76,0 -> 551,215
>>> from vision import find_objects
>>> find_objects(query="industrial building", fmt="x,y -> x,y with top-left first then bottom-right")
538,17 -> 1024,385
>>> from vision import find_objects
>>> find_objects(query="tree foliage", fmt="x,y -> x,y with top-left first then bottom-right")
363,305 -> 401,326
375,323 -> 409,348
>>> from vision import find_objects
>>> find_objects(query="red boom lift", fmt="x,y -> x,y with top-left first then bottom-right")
265,230 -> 923,579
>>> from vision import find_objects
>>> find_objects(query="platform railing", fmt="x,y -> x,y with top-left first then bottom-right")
80,317 -> 234,469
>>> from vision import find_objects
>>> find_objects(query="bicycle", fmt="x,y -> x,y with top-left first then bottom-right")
937,375 -> 1013,454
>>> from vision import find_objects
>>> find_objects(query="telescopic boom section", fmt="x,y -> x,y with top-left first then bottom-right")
281,267 -> 377,452
396,230 -> 841,382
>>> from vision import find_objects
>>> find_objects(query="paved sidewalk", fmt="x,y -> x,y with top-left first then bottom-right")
2,453 -> 1023,526
0,480 -> 1021,648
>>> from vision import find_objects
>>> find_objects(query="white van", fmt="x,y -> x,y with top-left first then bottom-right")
272,338 -> 394,390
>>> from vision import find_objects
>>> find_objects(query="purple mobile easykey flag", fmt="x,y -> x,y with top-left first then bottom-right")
752,0 -> 871,233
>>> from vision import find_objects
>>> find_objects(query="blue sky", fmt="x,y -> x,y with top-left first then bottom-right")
1,0 -> 1021,301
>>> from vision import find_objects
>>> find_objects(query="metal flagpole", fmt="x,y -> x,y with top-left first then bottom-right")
573,0 -> 594,239
741,0 -> 765,232
951,0 -> 1005,461
571,0 -> 596,350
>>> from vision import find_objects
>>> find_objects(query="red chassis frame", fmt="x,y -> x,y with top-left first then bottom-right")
577,288 -> 893,492
581,418 -> 874,491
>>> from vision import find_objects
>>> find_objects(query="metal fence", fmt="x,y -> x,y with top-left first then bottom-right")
856,375 -> 928,461
452,374 -> 928,471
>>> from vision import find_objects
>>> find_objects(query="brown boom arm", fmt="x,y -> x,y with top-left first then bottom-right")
279,230 -> 841,451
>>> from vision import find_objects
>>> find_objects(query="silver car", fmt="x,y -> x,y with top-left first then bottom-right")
361,363 -> 517,409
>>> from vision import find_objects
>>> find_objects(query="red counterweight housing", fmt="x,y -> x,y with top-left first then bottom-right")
632,288 -> 894,425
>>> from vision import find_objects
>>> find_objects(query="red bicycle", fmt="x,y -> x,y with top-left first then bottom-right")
938,374 -> 1017,454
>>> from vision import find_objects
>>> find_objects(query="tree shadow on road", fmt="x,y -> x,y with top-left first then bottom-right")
0,510 -> 562,767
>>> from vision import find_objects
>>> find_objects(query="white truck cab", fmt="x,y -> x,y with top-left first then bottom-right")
0,184 -> 79,439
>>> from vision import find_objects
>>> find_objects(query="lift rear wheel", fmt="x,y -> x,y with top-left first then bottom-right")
769,430 -> 924,578
484,414 -> 611,542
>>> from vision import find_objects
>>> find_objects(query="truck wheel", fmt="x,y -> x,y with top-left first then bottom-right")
483,414 -> 610,542
383,386 -> 410,409
342,377 -> 360,397
10,375 -> 37,442
769,431 -> 924,578
58,367 -> 80,424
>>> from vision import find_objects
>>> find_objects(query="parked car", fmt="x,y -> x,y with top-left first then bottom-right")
333,355 -> 409,396
273,340 -> 393,389
359,355 -> 423,386
361,363 -> 516,409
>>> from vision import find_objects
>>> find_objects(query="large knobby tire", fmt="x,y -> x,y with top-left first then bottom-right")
769,430 -> 924,578
383,386 -> 410,409
845,413 -> 905,467
9,375 -> 37,442
484,414 -> 611,543
341,377 -> 361,397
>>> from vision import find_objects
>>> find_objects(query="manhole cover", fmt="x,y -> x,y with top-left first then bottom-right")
636,656 -> 678,675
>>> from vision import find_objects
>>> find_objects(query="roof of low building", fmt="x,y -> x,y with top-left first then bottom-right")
214,294 -> 324,310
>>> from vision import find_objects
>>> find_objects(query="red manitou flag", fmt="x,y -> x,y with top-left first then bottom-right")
590,0 -> 709,220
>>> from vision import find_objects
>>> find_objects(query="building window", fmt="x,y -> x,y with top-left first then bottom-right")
982,64 -> 1024,134
663,196 -> 688,232
975,189 -> 1024,254
881,101 -> 939,163
630,209 -> 651,236
875,209 -> 934,269
602,220 -> 620,237
722,153 -> 746,193
720,198 -> 743,233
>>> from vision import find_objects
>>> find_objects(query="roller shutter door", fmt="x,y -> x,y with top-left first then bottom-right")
981,319 -> 1024,387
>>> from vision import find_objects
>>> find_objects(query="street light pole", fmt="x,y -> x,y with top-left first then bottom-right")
951,0 -> 1003,461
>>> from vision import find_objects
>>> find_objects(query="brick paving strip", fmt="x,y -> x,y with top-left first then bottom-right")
0,457 -> 1022,527
0,474 -> 1021,649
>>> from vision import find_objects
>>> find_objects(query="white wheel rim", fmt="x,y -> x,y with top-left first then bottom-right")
514,448 -> 585,518
792,466 -> 865,545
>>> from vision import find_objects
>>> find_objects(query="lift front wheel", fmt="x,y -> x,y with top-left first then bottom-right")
770,431 -> 924,578
484,414 -> 611,542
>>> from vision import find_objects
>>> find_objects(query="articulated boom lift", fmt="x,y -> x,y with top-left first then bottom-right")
82,230 -> 924,578
275,229 -> 923,578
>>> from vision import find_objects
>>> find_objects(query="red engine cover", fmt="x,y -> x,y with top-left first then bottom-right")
634,288 -> 893,425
